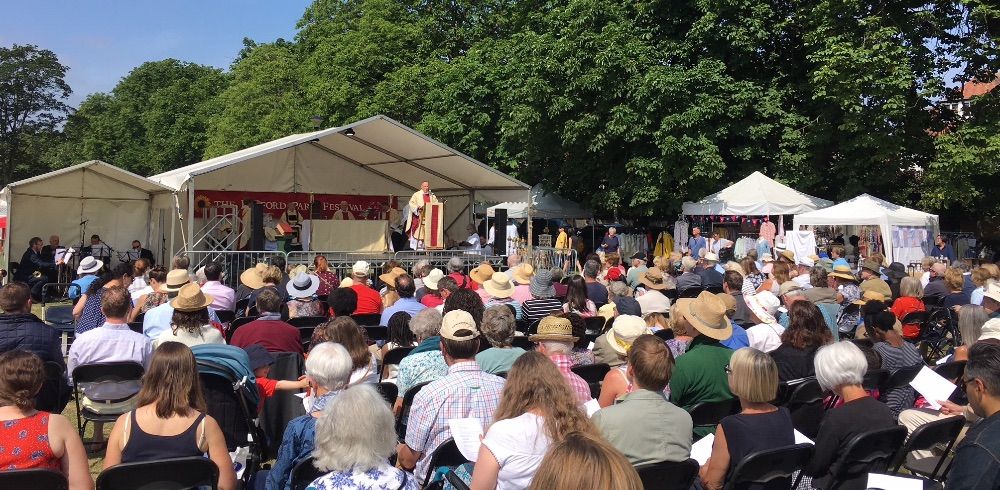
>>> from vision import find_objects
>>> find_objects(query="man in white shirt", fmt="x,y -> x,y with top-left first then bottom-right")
198,261 -> 235,311
744,291 -> 784,353
793,257 -> 815,289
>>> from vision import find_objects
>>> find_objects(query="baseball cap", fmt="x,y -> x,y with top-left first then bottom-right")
440,310 -> 479,341
352,261 -> 369,276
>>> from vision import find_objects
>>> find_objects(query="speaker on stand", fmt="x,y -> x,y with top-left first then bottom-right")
494,209 -> 507,256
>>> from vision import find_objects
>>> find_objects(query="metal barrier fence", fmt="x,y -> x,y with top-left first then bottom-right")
182,250 -> 288,289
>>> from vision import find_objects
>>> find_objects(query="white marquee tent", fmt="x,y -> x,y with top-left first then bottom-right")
793,194 -> 939,264
1,161 -> 175,266
150,115 -> 530,253
486,184 -> 593,219
682,171 -> 833,216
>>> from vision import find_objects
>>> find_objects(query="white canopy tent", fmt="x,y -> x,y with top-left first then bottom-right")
149,115 -> 530,254
793,194 -> 940,265
682,171 -> 833,216
1,160 -> 175,267
486,184 -> 593,219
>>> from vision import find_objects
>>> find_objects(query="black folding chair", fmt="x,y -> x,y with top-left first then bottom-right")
572,363 -> 611,399
664,288 -> 679,302
678,287 -> 703,298
891,415 -> 965,481
127,322 -> 143,334
36,360 -> 70,413
784,378 -> 827,438
291,456 -> 325,490
0,468 -> 68,490
921,307 -> 958,362
878,364 -> 924,404
515,319 -> 531,335
688,398 -> 740,435
583,316 -> 606,334
863,369 -> 889,392
71,361 -> 145,438
933,360 -> 966,382
214,309 -> 236,325
511,336 -> 532,350
226,316 -> 257,342
376,382 -> 399,405
635,459 -> 699,490
288,315 -> 328,329
380,347 -> 414,380
234,297 -> 250,318
423,439 -> 469,489
705,285 -> 724,294
827,425 -> 908,489
654,329 -> 675,341
95,456 -> 219,489
395,381 -> 432,440
726,443 -> 814,490
364,326 -> 388,342
351,313 -> 382,326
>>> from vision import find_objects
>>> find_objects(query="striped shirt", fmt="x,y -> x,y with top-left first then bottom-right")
521,298 -> 564,322
873,341 -> 923,417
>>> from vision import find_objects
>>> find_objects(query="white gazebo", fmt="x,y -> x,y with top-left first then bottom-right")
682,171 -> 833,216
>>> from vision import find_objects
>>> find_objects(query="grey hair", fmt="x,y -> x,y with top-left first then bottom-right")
507,255 -> 521,267
549,267 -> 564,282
312,385 -> 397,472
583,260 -> 600,278
305,342 -> 353,391
481,305 -> 516,347
813,342 -> 867,391
409,308 -> 443,340
899,276 -> 924,298
540,340 -> 571,354
809,267 -> 828,288
784,289 -> 806,298
681,256 -> 697,272
608,281 -> 631,299
953,260 -> 971,272
411,259 -> 430,278
959,305 -> 988,348
447,257 -> 464,273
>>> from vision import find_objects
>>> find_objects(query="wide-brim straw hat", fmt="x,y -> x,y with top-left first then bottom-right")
378,267 -> 406,287
470,263 -> 495,284
529,315 -> 577,343
860,259 -> 882,274
746,291 -> 780,325
779,250 -> 795,263
164,269 -> 193,293
240,263 -> 268,289
171,283 -> 214,312
829,264 -> 858,282
483,272 -> 514,299
423,269 -> 444,290
339,277 -> 354,288
852,289 -> 887,305
529,268 -> 555,298
685,291 -> 732,340
606,315 -> 652,355
286,273 -> 320,299
77,256 -> 103,275
639,268 -> 668,291
512,264 -> 535,285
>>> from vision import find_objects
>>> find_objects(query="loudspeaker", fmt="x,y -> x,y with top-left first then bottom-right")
494,209 -> 507,255
248,201 -> 265,250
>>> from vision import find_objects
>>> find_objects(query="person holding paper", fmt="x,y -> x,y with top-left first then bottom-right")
948,341 -> 1000,490
698,348 -> 794,490
802,342 -> 894,490
449,351 -> 597,490
592,335 -> 693,465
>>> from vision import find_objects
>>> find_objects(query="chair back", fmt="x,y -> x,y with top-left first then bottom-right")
288,316 -> 329,329
933,360 -> 966,382
863,369 -> 889,392
423,439 -> 469,486
0,468 -> 68,490
635,459 -> 699,490
44,304 -> 75,327
882,364 -> 924,394
375,382 -> 398,405
364,326 -> 388,342
511,336 -> 532,350
380,347 -> 415,380
583,316 -> 606,334
653,329 -> 675,341
679,287 -> 703,298
830,425 -> 907,485
705,285 -> 724,294
72,361 -> 145,390
571,363 -> 610,384
901,311 -> 930,326
351,313 -> 382,326
688,398 -> 740,429
891,415 -> 965,478
234,298 -> 250,317
664,288 -> 679,301
95,456 -> 219,490
214,309 -> 236,324
226,316 -> 257,342
291,456 -> 325,490
783,377 -> 826,438
723,443 -> 814,490
395,381 -> 432,439
127,322 -> 143,334
515,319 -> 531,335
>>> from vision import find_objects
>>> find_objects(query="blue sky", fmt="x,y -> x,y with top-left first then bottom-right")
1,0 -> 312,107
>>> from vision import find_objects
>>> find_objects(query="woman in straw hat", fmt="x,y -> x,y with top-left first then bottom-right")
562,275 -> 597,317
829,264 -> 862,334
153,283 -> 224,349
241,263 -> 285,316
482,272 -> 523,320
597,316 -> 659,408
285,273 -> 324,319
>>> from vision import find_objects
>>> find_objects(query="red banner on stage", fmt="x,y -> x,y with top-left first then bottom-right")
193,191 -> 399,221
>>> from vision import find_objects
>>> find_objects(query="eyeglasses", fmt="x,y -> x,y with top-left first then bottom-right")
724,365 -> 732,375
961,376 -> 978,393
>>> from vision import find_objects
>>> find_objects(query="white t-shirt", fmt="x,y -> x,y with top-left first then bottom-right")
482,412 -> 551,490
792,274 -> 812,289
349,356 -> 379,386
746,323 -> 785,353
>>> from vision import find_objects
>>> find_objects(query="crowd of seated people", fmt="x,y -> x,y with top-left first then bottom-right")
2,249 -> 1000,490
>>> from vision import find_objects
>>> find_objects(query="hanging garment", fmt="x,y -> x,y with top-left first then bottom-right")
787,231 -> 817,263
674,220 -> 689,252
759,220 -> 777,247
654,231 -> 674,257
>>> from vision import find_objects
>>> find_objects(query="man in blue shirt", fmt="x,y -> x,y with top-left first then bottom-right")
932,235 -> 956,262
688,227 -> 707,259
380,274 -> 427,326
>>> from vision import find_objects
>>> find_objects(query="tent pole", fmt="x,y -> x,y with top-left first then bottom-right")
527,199 -> 533,260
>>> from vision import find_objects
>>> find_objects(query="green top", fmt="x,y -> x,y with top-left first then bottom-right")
669,336 -> 734,437
626,265 -> 648,289
475,347 -> 527,375
593,389 -> 693,465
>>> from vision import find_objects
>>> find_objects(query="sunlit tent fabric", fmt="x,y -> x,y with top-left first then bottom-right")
149,115 -> 530,253
486,184 -> 593,219
1,160 -> 175,266
793,194 -> 940,265
681,171 -> 832,216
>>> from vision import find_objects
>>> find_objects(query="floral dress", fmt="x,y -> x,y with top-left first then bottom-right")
0,412 -> 60,470
315,270 -> 339,297
306,464 -> 418,490
288,298 -> 325,319
836,283 -> 862,333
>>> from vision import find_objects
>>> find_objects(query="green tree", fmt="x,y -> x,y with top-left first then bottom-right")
0,44 -> 71,185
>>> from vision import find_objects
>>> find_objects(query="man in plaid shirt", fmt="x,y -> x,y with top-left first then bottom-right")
398,309 -> 505,483
531,315 -> 592,402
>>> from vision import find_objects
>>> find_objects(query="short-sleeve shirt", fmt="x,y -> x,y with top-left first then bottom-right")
482,412 -> 552,490
351,284 -> 383,314
404,361 -> 504,482
256,377 -> 278,400
475,347 -> 526,375
396,351 -> 448,399
669,336 -> 733,436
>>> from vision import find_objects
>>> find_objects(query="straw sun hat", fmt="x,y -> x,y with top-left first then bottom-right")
170,283 -> 213,312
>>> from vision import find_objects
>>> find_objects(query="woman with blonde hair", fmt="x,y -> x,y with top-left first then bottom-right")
528,431 -> 642,490
664,299 -> 696,358
942,267 -> 971,308
461,351 -> 598,489
103,342 -> 236,490
891,276 -> 926,339
952,304 -> 988,362
699,348 -> 794,490
970,266 -> 997,306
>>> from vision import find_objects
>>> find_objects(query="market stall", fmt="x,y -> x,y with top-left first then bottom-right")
792,194 -> 939,265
